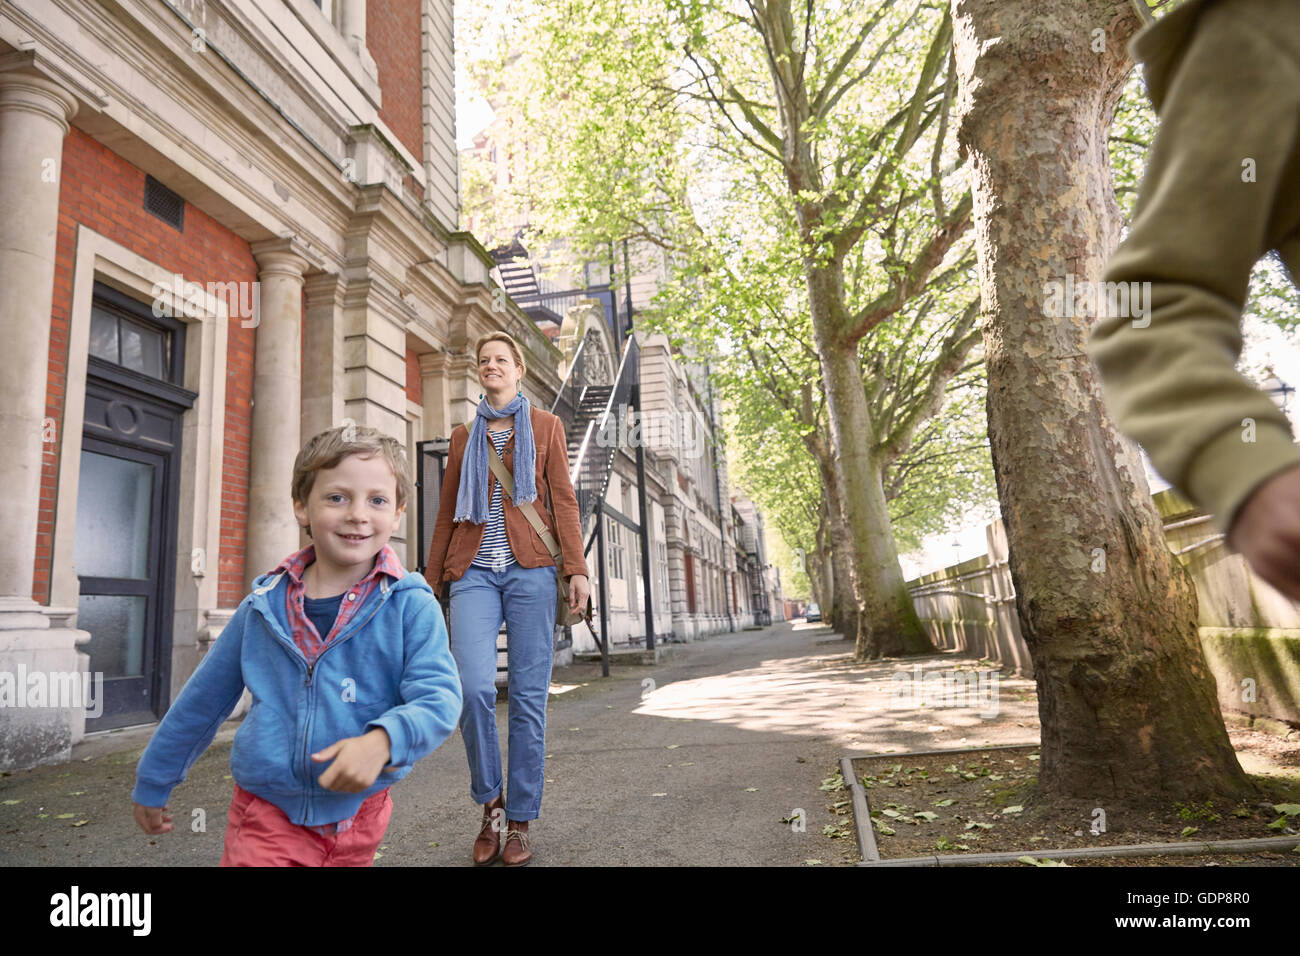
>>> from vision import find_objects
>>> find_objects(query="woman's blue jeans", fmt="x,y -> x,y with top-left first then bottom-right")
448,562 -> 558,822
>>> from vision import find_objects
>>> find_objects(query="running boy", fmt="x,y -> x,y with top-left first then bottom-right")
1089,0 -> 1300,600
131,425 -> 462,865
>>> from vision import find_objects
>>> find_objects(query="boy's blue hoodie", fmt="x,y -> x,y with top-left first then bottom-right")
132,564 -> 463,826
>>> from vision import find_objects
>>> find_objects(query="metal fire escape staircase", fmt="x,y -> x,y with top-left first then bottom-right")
550,334 -> 641,670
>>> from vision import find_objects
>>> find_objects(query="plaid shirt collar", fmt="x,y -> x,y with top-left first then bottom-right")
269,543 -> 406,663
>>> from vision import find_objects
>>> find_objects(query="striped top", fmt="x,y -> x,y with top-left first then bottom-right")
471,426 -> 518,571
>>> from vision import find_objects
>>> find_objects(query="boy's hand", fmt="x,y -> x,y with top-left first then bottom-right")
133,802 -> 173,835
1226,464 -> 1300,602
311,728 -> 392,793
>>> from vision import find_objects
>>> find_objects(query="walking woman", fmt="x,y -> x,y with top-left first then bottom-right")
425,331 -> 590,866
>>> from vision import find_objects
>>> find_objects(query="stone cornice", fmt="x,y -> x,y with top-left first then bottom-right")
0,49 -> 104,125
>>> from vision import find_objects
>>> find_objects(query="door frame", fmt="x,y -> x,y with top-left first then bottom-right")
77,283 -> 195,729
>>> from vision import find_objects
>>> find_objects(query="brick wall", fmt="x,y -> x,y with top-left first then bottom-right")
405,348 -> 422,405
368,0 -> 424,165
42,128 -> 257,609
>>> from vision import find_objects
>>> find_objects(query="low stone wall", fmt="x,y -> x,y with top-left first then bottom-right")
906,488 -> 1300,728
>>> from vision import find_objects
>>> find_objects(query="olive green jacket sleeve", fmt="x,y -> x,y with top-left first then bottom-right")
1088,0 -> 1300,534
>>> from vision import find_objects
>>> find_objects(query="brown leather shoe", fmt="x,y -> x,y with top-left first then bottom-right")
473,796 -> 505,866
501,820 -> 532,867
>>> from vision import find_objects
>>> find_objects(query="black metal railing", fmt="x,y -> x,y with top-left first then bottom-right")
544,334 -> 641,674
414,437 -> 450,578
569,334 -> 639,548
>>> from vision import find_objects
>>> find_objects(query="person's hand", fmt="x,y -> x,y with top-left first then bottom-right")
311,728 -> 392,793
134,802 -> 173,835
1226,463 -> 1300,602
568,574 -> 590,613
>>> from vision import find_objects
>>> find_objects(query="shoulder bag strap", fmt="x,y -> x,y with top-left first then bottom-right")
485,444 -> 564,563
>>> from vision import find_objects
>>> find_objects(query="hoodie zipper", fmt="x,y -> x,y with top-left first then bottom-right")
253,580 -> 398,822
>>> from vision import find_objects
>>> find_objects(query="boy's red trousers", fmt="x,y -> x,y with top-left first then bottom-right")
220,784 -> 393,867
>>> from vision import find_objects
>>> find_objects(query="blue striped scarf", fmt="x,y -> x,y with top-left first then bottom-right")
454,393 -> 537,524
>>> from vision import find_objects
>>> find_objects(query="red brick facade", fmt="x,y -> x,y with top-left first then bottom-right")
368,0 -> 424,165
405,348 -> 422,405
41,128 -> 257,609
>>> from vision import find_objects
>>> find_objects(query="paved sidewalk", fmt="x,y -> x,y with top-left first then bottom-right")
0,620 -> 1040,866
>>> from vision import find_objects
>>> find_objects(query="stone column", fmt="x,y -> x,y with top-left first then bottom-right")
419,349 -> 478,437
0,54 -> 86,771
245,241 -> 310,591
302,272 -> 346,443
0,56 -> 78,610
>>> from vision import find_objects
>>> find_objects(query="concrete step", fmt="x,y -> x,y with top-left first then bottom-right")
572,644 -> 675,666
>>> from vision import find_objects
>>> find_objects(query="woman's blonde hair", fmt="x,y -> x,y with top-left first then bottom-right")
291,424 -> 411,536
475,331 -> 527,379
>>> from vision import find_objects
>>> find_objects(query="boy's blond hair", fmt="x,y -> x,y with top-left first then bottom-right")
292,424 -> 411,537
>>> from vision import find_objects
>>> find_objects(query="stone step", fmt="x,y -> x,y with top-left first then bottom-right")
572,645 -> 675,666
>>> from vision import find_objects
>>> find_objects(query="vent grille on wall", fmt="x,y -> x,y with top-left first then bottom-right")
144,174 -> 184,230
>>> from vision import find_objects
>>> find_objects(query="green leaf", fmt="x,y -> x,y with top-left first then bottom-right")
55,813 -> 73,819
1267,816 -> 1289,830
913,811 -> 938,822
1,799 -> 20,806
881,808 -> 902,819
819,773 -> 845,791
933,798 -> 955,807
1273,803 -> 1300,817
965,821 -> 993,830
1002,805 -> 1024,814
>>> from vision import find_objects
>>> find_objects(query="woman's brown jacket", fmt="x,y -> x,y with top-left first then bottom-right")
425,406 -> 589,598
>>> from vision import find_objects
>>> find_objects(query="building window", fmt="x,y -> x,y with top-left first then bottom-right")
89,303 -> 178,384
607,517 -> 625,580
657,541 -> 668,611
